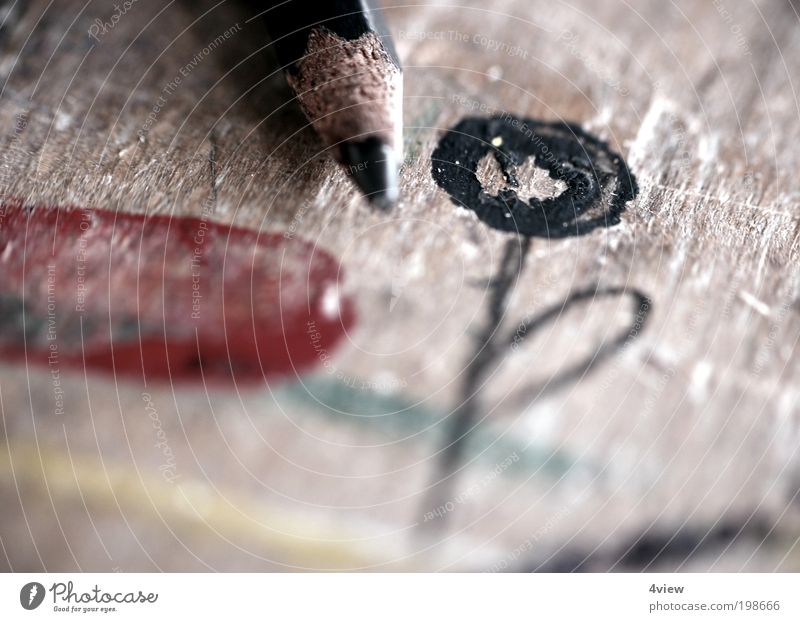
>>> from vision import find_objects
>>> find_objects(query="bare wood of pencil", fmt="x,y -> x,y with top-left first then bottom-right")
256,0 -> 403,209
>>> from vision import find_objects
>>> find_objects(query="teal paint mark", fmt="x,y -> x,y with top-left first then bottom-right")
276,374 -> 443,438
274,374 -> 590,481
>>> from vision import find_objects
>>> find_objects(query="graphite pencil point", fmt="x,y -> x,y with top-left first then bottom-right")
341,137 -> 399,209
260,0 -> 403,208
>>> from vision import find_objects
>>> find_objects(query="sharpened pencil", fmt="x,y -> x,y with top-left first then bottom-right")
260,0 -> 403,208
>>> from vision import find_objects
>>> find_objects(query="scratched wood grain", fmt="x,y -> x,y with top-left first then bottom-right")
0,0 -> 799,571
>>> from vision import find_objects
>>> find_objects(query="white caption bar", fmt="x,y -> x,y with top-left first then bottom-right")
0,573 -> 796,620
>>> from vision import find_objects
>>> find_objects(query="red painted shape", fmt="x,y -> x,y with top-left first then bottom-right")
0,199 -> 355,384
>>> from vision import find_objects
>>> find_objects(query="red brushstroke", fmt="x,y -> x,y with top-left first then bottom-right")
0,199 -> 355,384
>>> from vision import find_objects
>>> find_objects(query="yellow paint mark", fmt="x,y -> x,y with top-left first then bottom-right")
1,442 -> 401,570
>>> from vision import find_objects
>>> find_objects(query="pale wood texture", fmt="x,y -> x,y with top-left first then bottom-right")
1,0 -> 799,571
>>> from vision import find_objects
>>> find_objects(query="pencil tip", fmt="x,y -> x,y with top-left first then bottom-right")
340,137 -> 399,209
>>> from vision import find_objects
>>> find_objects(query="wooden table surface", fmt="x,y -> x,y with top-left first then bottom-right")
0,0 -> 799,571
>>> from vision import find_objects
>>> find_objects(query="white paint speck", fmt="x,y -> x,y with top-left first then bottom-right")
55,111 -> 72,131
321,285 -> 341,319
739,291 -> 772,317
690,360 -> 713,402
